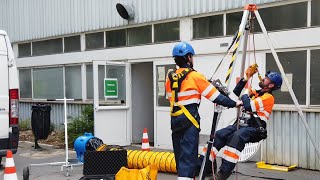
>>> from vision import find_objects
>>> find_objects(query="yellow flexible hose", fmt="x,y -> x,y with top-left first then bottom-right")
127,150 -> 177,173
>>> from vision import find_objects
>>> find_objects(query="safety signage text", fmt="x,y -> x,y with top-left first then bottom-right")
104,78 -> 118,98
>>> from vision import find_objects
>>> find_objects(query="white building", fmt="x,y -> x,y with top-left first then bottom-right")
1,0 -> 320,170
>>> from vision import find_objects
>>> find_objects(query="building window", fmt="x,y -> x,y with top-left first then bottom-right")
106,29 -> 127,48
311,49 -> 320,105
227,2 -> 307,35
127,25 -> 152,46
18,43 -> 31,57
312,0 -> 320,26
266,51 -> 307,105
33,67 -> 64,99
64,35 -> 81,52
193,15 -> 223,39
65,66 -> 82,99
95,65 -> 127,104
254,2 -> 307,32
86,65 -> 93,99
32,38 -> 63,56
98,65 -> 105,99
226,12 -> 243,36
154,21 -> 180,43
85,32 -> 104,50
19,69 -> 32,98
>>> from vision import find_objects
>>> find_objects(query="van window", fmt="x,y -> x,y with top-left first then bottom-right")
19,69 -> 32,98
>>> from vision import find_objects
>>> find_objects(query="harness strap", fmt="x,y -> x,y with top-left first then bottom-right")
168,68 -> 200,129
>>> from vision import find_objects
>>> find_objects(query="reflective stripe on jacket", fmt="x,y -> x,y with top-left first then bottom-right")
165,68 -> 221,106
249,89 -> 274,121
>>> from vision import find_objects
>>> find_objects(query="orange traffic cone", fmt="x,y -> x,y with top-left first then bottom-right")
141,128 -> 150,151
4,150 -> 18,180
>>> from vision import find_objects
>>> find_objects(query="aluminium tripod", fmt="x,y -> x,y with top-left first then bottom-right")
199,4 -> 320,180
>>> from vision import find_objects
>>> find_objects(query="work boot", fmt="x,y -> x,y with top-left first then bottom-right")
214,170 -> 232,180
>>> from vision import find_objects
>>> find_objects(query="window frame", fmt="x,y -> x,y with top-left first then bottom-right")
190,0 -> 311,39
18,43 -> 32,58
153,21 -> 180,43
19,64 -> 84,102
85,31 -> 105,50
18,68 -> 32,99
64,65 -> 83,100
225,1 -> 309,36
63,35 -> 81,53
105,29 -> 127,48
308,47 -> 320,107
127,25 -> 153,46
261,48 -> 320,109
265,49 -> 308,107
31,38 -> 63,56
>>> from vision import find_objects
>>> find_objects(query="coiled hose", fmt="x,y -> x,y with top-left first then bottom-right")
127,150 -> 177,173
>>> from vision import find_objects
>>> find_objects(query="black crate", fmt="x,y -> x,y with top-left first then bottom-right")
83,150 -> 127,176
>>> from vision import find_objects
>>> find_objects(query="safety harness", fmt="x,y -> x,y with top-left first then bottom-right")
168,68 -> 200,129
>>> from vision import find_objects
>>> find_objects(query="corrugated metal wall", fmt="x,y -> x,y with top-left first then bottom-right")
0,0 -> 284,42
262,110 -> 320,170
19,102 -> 320,170
19,102 -> 90,131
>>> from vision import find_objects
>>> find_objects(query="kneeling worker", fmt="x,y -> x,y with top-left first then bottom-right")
208,66 -> 283,180
165,42 -> 242,180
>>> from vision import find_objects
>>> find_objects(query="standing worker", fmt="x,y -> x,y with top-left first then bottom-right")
207,66 -> 283,180
165,42 -> 242,180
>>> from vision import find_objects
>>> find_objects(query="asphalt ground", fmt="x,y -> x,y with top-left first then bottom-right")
0,142 -> 320,180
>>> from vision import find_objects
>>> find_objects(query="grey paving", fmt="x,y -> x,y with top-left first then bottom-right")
0,142 -> 319,180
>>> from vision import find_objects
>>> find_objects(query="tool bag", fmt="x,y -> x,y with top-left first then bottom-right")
115,164 -> 158,180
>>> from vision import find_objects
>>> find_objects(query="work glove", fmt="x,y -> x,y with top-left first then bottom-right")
245,64 -> 258,80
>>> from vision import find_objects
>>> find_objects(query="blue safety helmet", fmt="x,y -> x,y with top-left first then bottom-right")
266,71 -> 282,90
172,42 -> 195,57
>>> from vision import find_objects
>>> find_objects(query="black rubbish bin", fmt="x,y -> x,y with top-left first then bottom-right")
31,104 -> 51,149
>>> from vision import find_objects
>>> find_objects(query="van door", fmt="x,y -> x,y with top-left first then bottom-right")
0,35 -> 9,139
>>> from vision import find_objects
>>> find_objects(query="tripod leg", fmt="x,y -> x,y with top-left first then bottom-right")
254,9 -> 320,160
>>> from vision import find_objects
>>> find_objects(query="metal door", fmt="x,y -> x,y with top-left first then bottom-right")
93,61 -> 131,146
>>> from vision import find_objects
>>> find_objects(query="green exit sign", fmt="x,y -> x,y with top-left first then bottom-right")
104,78 -> 118,98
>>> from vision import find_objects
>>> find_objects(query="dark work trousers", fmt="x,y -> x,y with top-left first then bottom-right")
213,125 -> 262,173
171,106 -> 200,178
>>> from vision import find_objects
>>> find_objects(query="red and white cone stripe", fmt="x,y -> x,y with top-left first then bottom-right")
141,128 -> 150,151
4,150 -> 18,180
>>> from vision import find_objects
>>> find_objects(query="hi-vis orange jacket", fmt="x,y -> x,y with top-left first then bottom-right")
165,68 -> 236,110
246,89 -> 274,121
234,79 -> 275,121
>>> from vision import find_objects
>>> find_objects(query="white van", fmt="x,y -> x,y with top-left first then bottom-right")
0,30 -> 19,164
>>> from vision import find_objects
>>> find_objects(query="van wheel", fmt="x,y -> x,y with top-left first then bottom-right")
23,166 -> 29,180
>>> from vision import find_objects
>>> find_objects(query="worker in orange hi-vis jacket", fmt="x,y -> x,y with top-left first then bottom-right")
165,42 -> 242,180
204,65 -> 283,180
